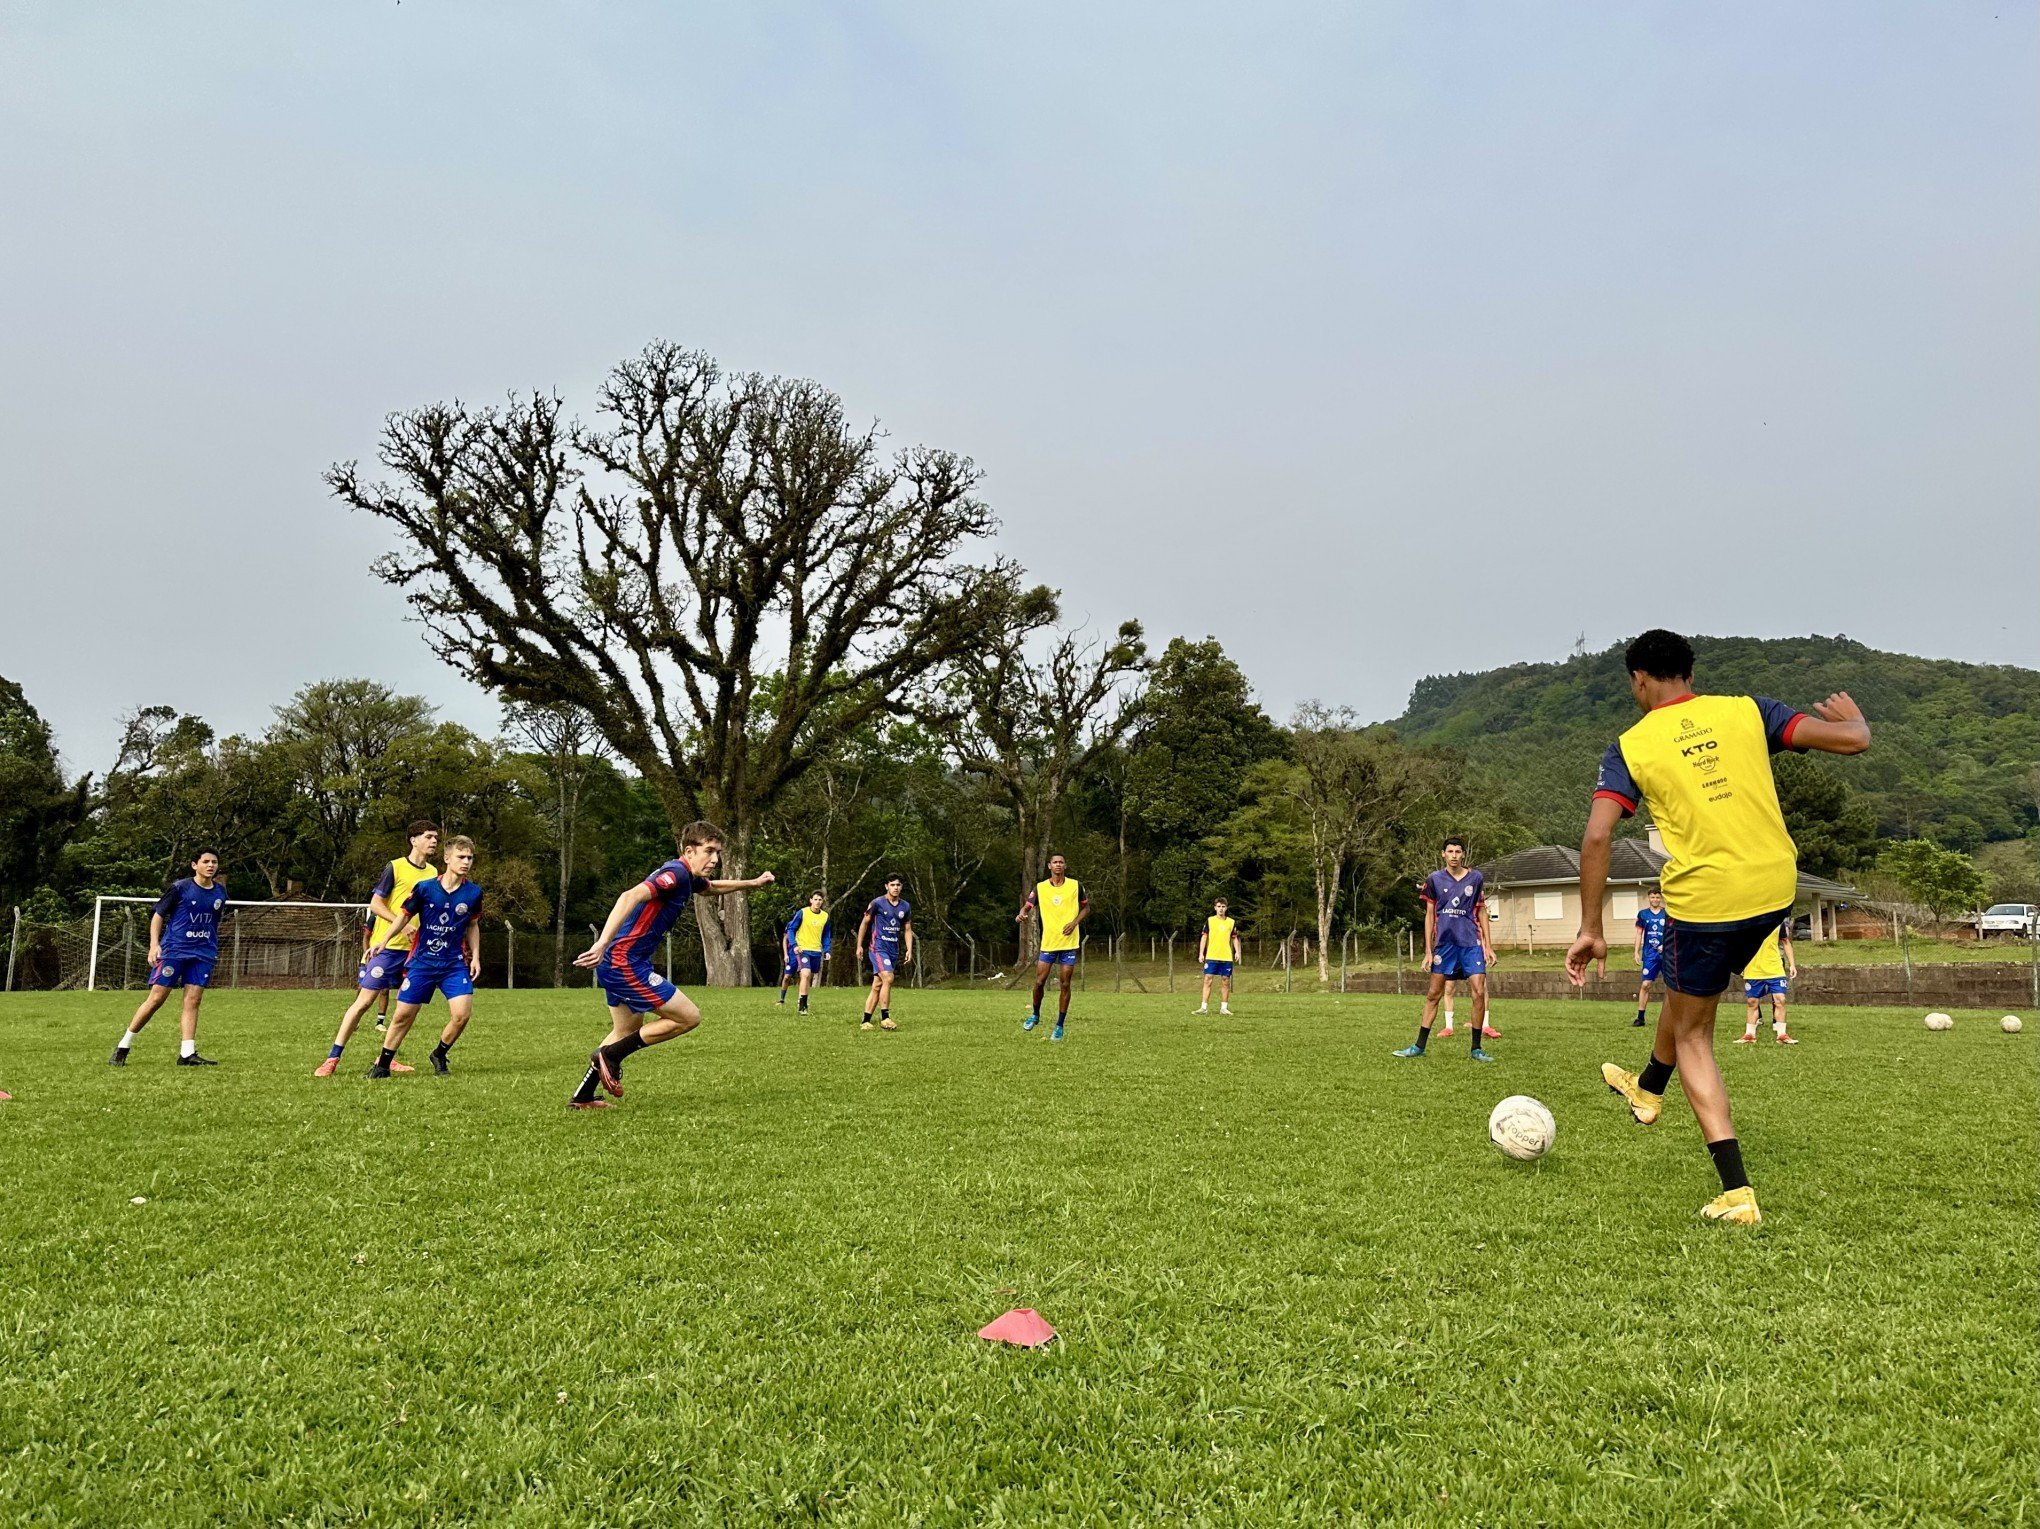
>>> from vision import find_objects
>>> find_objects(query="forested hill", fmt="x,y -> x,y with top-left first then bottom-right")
1392,636 -> 2039,851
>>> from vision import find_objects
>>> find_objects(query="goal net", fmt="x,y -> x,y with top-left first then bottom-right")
70,896 -> 373,992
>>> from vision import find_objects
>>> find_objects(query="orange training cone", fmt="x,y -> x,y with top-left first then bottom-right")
978,1308 -> 1057,1347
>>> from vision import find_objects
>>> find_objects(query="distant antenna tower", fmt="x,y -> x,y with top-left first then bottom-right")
1570,631 -> 1588,659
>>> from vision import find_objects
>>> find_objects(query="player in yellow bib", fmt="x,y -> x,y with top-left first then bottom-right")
776,892 -> 832,1014
1735,924 -> 1798,1046
314,820 -> 438,1076
1194,898 -> 1242,1015
1567,631 -> 1868,1226
1016,854 -> 1090,1040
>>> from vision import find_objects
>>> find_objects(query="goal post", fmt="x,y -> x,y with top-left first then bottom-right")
85,896 -> 373,992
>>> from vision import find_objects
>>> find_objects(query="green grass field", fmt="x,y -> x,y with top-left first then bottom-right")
1,988 -> 2033,1526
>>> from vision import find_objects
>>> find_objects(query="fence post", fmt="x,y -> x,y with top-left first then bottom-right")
1284,931 -> 1293,993
1167,934 -> 1175,993
1395,929 -> 1404,996
589,925 -> 601,984
87,897 -> 105,991
1900,922 -> 1913,1005
1340,931 -> 1348,994
4,905 -> 19,992
664,930 -> 673,978
2030,924 -> 2037,1008
121,909 -> 135,989
506,921 -> 516,990
1113,932 -> 1123,993
231,908 -> 243,986
1079,937 -> 1088,992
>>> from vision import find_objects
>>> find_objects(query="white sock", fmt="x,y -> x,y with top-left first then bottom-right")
116,1031 -> 135,1051
179,1037 -> 196,1058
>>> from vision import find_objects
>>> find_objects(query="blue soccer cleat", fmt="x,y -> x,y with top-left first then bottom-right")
1391,1044 -> 1426,1058
1469,1047 -> 1497,1063
1022,1013 -> 1040,1031
1050,1020 -> 1064,1041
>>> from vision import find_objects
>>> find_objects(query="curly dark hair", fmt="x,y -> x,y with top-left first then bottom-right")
1624,629 -> 1695,681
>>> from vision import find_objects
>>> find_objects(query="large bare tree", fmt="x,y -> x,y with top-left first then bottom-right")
329,342 -> 1026,983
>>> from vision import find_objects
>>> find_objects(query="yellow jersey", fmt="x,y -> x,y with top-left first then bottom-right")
370,856 -> 439,951
1742,929 -> 1787,981
1204,915 -> 1237,960
1034,877 -> 1084,952
792,907 -> 830,953
1595,694 -> 1805,924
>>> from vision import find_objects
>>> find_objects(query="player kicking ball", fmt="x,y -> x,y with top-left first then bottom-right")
1736,924 -> 1798,1045
1018,854 -> 1089,1040
315,820 -> 438,1076
1193,897 -> 1241,1015
568,822 -> 773,1109
1569,629 -> 1868,1227
779,891 -> 831,1014
365,837 -> 484,1078
856,876 -> 913,1031
1633,887 -> 1668,1027
111,850 -> 227,1067
1394,837 -> 1498,1061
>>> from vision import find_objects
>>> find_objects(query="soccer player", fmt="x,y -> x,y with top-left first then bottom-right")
1193,897 -> 1241,1015
1736,923 -> 1798,1045
1633,887 -> 1669,1027
1017,854 -> 1089,1040
1568,629 -> 1869,1227
366,836 -> 484,1078
568,822 -> 774,1108
1394,836 -> 1498,1061
362,906 -> 393,1032
314,821 -> 438,1076
109,849 -> 228,1067
856,876 -> 913,1031
778,891 -> 832,1013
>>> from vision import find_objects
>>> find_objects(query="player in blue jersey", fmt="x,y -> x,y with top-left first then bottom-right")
855,875 -> 914,1031
1632,887 -> 1669,1027
777,891 -> 832,1013
315,820 -> 439,1076
1393,837 -> 1498,1061
111,850 -> 228,1067
568,820 -> 774,1108
363,836 -> 485,1078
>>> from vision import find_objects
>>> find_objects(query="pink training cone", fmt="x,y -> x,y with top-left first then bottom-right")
978,1308 -> 1057,1347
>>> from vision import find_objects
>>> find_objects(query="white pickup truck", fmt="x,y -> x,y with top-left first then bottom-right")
1978,903 -> 2038,939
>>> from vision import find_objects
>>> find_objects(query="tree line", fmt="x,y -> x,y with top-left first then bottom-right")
4,341 -> 2029,982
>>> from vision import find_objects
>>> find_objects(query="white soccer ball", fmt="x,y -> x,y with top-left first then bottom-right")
1488,1095 -> 1555,1162
1923,1012 -> 1953,1032
2002,1016 -> 2023,1034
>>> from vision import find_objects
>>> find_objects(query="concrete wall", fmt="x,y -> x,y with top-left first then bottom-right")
1335,962 -> 2038,1010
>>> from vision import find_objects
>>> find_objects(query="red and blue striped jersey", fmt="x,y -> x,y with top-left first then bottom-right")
610,860 -> 708,969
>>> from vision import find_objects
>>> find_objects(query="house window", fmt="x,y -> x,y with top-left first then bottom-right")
1533,891 -> 1564,921
1611,891 -> 1639,920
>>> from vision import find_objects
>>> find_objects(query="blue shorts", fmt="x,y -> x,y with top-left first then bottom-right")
796,950 -> 824,974
1640,952 -> 1664,982
1662,908 -> 1791,999
1743,977 -> 1789,1000
782,950 -> 801,978
150,955 -> 215,989
869,946 -> 900,975
597,960 -> 678,1014
357,949 -> 409,992
1037,949 -> 1078,968
1203,960 -> 1234,977
398,963 -> 474,1005
1433,945 -> 1486,980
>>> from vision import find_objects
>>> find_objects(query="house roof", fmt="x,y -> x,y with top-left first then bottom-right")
1478,841 -> 1858,899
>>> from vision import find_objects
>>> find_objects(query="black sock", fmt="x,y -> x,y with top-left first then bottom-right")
1636,1008 -> 1647,1023
1413,1025 -> 1431,1052
881,1007 -> 889,1020
1707,1137 -> 1750,1193
599,1034 -> 648,1068
377,1048 -> 396,1067
1471,1026 -> 1484,1052
797,995 -> 808,1011
432,1039 -> 451,1057
1638,1056 -> 1675,1094
570,1065 -> 602,1104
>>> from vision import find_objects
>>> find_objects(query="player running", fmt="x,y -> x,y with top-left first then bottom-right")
110,849 -> 228,1067
856,876 -> 913,1031
1633,887 -> 1669,1027
1568,629 -> 1869,1227
1394,837 -> 1498,1061
777,892 -> 832,1013
1193,897 -> 1241,1015
314,821 -> 438,1076
568,822 -> 773,1108
366,837 -> 484,1078
1736,923 -> 1798,1045
1018,854 -> 1089,1040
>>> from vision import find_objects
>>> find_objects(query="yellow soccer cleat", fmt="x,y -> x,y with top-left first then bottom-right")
1601,1062 -> 1663,1125
1699,1185 -> 1762,1226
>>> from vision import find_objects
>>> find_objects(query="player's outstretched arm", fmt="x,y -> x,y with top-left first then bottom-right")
1791,692 -> 1871,756
705,871 -> 775,895
1565,796 -> 1625,985
574,884 -> 653,968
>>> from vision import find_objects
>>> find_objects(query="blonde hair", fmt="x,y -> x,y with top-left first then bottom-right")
446,835 -> 477,855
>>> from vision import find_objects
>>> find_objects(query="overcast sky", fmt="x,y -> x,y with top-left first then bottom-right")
3,2 -> 2034,773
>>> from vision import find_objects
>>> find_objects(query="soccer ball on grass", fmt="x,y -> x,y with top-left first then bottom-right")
2002,1015 -> 2023,1034
1488,1095 -> 1555,1161
1922,1012 -> 1953,1032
